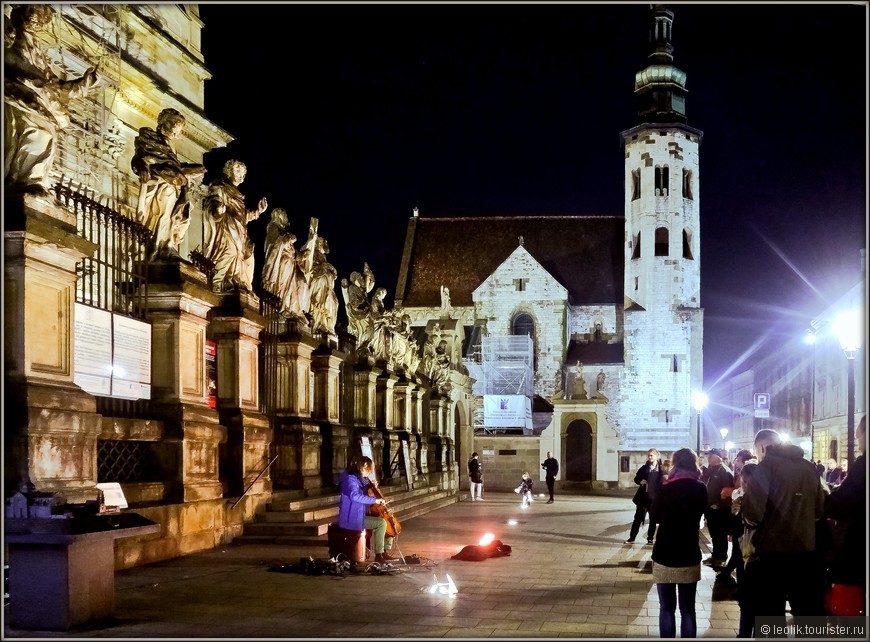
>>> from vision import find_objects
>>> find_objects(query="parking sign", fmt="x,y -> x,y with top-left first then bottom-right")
754,393 -> 770,418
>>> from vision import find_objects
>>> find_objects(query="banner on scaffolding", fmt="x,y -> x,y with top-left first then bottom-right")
483,395 -> 532,429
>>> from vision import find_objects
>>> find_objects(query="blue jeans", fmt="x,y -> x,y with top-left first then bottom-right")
656,582 -> 697,638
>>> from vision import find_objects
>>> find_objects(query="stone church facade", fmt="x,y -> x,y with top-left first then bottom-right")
394,6 -> 704,487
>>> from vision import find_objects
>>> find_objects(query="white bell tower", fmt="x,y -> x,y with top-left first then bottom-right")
619,5 -> 704,453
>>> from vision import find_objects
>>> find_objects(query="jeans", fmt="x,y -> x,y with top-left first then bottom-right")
705,507 -> 729,561
657,582 -> 698,638
629,504 -> 657,540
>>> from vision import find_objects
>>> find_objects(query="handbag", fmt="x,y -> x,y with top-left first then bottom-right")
632,484 -> 647,506
825,583 -> 865,616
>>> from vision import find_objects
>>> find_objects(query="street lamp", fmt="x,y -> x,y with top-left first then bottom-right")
719,427 -> 728,449
692,391 -> 708,453
833,309 -> 862,466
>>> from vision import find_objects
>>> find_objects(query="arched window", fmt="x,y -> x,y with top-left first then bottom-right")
655,165 -> 669,196
511,313 -> 535,340
631,169 -> 641,201
682,228 -> 694,259
682,168 -> 693,200
654,226 -> 669,256
631,231 -> 641,259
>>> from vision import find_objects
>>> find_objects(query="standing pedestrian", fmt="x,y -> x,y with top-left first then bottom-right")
650,448 -> 707,638
742,428 -> 827,621
701,448 -> 734,568
625,448 -> 663,545
468,452 -> 484,501
541,451 -> 559,503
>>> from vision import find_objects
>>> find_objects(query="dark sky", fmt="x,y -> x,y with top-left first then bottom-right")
197,2 -> 867,395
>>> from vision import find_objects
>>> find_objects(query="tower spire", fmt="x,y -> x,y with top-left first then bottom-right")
633,5 -> 688,124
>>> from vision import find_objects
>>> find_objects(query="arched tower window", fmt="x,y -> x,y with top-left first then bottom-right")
682,168 -> 693,200
655,165 -> 669,196
682,228 -> 694,259
654,226 -> 669,256
511,313 -> 535,341
632,231 -> 641,259
631,168 -> 641,201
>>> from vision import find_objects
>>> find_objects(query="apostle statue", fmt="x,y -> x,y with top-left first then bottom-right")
132,108 -> 206,259
203,159 -> 267,292
261,207 -> 298,311
308,236 -> 339,334
341,269 -> 372,350
5,5 -> 100,198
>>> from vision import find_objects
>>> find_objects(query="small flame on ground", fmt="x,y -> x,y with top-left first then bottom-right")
478,533 -> 495,546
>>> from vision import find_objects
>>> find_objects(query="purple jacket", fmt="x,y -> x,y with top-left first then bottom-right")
337,471 -> 377,531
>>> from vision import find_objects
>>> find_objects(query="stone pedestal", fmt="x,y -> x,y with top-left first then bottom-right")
273,417 -> 322,490
353,362 -> 381,428
209,292 -> 272,499
276,334 -> 318,417
4,194 -> 101,502
144,261 -> 226,502
312,346 -> 344,423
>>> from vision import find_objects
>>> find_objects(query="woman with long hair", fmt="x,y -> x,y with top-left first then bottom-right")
337,456 -> 397,563
650,448 -> 707,637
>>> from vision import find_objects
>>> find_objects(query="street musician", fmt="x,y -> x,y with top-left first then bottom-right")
337,456 -> 398,563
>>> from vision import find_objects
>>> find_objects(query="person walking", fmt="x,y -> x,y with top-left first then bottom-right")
650,448 -> 707,638
468,452 -> 484,501
541,451 -> 559,503
625,448 -> 663,544
701,448 -> 734,568
742,428 -> 827,620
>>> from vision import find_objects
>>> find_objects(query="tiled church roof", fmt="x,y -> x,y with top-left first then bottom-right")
395,215 -> 625,307
566,340 -> 625,365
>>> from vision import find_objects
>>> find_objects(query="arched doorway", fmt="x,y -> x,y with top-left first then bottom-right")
565,419 -> 593,482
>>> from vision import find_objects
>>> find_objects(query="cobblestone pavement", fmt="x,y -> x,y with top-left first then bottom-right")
4,492 -> 743,639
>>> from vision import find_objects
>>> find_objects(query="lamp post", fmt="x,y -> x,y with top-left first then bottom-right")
719,427 -> 728,450
833,310 -> 862,466
804,327 -> 817,461
692,391 -> 708,454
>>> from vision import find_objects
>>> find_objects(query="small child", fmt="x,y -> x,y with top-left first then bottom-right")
515,472 -> 534,507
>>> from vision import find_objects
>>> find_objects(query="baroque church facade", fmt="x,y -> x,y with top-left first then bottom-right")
395,5 -> 704,485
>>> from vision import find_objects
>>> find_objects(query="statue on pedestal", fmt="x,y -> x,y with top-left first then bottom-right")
262,208 -> 298,311
572,361 -> 587,400
308,236 -> 339,334
4,5 -> 101,198
132,108 -> 206,259
552,368 -> 564,400
203,159 -> 267,292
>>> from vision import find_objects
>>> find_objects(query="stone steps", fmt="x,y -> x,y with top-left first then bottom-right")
233,484 -> 460,547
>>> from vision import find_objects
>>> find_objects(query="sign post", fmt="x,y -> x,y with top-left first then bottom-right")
754,393 -> 770,419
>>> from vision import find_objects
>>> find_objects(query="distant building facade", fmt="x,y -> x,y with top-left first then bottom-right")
394,6 -> 704,486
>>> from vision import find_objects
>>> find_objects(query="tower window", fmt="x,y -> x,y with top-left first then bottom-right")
682,169 -> 694,200
632,231 -> 641,259
631,168 -> 641,201
682,229 -> 694,260
655,226 -> 669,256
513,278 -> 528,292
655,165 -> 669,196
635,276 -> 639,291
671,355 -> 679,372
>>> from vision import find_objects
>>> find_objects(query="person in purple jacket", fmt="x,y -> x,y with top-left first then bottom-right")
337,456 -> 397,563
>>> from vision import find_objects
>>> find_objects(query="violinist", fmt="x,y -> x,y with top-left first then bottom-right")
337,456 -> 398,563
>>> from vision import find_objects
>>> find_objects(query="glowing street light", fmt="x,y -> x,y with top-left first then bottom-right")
833,309 -> 863,465
692,391 -> 708,453
719,427 -> 729,449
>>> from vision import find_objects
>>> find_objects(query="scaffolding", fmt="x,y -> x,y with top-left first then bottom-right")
463,334 -> 534,432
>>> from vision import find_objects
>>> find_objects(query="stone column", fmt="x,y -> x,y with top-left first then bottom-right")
312,345 -> 349,485
411,381 -> 429,477
4,194 -> 101,502
377,369 -> 404,480
144,260 -> 227,503
353,361 -> 381,428
209,292 -> 272,499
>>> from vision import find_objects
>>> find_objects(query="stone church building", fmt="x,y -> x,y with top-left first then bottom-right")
395,5 -> 704,487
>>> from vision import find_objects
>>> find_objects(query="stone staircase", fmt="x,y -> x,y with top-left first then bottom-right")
232,483 -> 462,548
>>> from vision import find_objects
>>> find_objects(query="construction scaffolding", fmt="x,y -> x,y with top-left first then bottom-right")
463,334 -> 534,432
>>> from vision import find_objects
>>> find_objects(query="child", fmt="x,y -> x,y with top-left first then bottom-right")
515,472 -> 534,507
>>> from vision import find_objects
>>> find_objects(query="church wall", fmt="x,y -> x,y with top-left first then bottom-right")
567,305 -> 621,341
470,436 -> 544,492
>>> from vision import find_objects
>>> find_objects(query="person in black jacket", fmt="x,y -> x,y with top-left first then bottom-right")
824,415 -> 866,614
625,448 -> 663,544
650,448 -> 707,638
468,452 -> 484,501
701,448 -> 734,568
541,451 -> 559,503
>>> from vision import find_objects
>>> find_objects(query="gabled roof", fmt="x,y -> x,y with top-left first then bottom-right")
395,215 -> 625,308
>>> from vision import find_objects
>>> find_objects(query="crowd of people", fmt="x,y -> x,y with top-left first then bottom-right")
627,416 -> 866,637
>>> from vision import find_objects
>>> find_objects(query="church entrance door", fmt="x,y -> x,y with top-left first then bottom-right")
565,419 -> 593,482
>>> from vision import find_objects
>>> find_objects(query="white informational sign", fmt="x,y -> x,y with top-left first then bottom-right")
359,436 -> 377,483
112,314 -> 151,399
96,482 -> 128,509
754,392 -> 770,419
484,395 -> 532,429
401,440 -> 413,490
74,303 -> 113,396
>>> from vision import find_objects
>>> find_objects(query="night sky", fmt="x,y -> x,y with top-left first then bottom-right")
197,3 -> 867,402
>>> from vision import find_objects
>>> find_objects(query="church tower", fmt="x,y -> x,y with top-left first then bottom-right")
619,5 -> 704,453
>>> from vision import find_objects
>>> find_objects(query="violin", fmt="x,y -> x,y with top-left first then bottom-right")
367,480 -> 402,538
